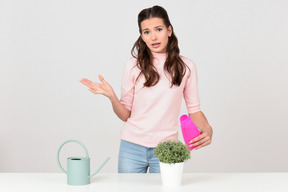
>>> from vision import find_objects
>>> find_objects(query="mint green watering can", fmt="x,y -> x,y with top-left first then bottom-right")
57,140 -> 110,186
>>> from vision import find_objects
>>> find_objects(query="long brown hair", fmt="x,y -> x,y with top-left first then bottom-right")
131,5 -> 188,87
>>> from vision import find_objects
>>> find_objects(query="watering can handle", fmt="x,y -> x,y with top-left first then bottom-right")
57,139 -> 89,174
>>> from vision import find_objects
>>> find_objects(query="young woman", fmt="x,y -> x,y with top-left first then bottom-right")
80,5 -> 213,173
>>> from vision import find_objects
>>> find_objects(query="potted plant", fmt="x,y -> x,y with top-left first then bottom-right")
153,140 -> 191,187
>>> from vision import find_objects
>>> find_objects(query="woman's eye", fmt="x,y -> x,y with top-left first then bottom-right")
157,28 -> 163,31
143,31 -> 149,35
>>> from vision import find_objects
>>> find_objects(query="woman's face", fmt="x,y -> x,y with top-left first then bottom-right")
140,17 -> 172,53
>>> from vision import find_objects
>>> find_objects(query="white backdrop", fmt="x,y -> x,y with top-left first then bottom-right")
0,0 -> 287,173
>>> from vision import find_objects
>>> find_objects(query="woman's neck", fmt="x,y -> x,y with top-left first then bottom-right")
151,51 -> 168,60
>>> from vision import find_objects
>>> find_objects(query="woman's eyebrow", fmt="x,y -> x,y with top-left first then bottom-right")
142,25 -> 164,32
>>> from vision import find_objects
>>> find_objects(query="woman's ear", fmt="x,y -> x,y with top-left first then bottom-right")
168,25 -> 172,37
141,35 -> 144,42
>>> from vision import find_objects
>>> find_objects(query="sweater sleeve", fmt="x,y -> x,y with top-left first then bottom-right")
119,58 -> 137,111
183,59 -> 201,114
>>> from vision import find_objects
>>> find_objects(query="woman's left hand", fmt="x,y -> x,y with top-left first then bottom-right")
188,125 -> 213,150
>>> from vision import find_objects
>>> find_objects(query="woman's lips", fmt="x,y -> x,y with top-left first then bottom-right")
151,43 -> 161,48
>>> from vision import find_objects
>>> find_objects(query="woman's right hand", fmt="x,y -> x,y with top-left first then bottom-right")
80,75 -> 116,99
80,75 -> 131,121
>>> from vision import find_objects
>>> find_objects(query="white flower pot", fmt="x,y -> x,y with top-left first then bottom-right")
159,162 -> 184,187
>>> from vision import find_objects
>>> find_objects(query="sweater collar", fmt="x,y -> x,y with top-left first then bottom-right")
151,51 -> 168,61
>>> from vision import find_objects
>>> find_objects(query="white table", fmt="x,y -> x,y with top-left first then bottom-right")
0,173 -> 287,192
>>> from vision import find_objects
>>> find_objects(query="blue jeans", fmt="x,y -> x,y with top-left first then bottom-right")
118,140 -> 160,173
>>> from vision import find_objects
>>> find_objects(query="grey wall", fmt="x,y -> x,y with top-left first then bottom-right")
0,0 -> 287,173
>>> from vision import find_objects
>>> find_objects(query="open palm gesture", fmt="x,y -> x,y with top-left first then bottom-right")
80,75 -> 115,98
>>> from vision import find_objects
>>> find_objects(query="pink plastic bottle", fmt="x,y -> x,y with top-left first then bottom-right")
180,114 -> 201,150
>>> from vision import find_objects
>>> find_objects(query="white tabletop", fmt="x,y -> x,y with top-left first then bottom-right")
0,173 -> 287,192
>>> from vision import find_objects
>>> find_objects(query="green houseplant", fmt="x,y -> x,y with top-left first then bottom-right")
153,140 -> 191,164
153,140 -> 191,187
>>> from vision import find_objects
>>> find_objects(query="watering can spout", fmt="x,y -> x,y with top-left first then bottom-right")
90,157 -> 110,178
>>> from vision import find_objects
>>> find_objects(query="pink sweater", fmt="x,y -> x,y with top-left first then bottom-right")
120,52 -> 201,147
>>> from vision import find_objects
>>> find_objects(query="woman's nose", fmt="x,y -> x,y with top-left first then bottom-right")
151,32 -> 157,40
